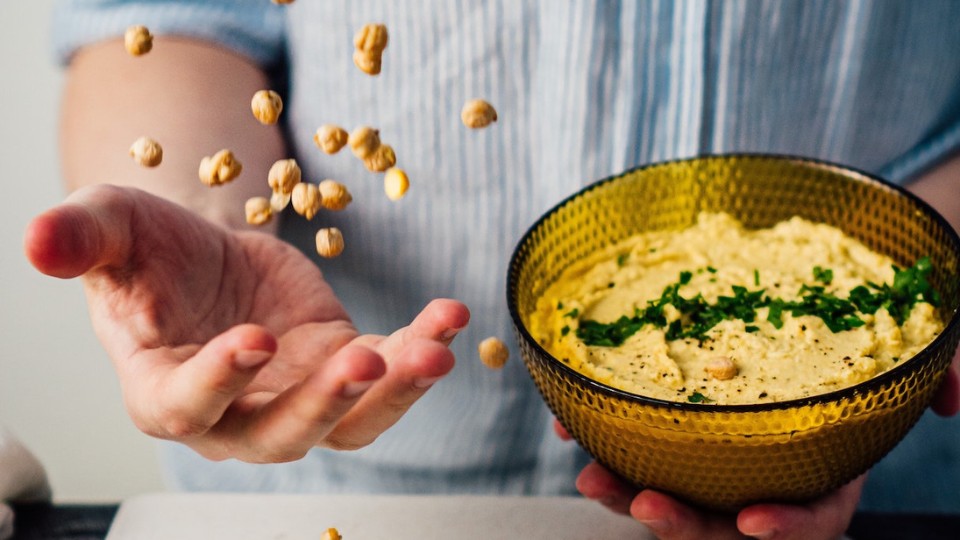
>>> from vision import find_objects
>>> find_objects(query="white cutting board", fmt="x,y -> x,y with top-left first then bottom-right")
106,493 -> 651,539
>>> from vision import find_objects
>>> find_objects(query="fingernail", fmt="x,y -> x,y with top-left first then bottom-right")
342,380 -> 376,398
414,375 -> 444,389
233,350 -> 272,369
440,327 -> 463,341
637,519 -> 671,534
744,529 -> 776,540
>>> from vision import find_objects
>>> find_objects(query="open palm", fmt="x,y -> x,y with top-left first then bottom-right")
25,185 -> 469,462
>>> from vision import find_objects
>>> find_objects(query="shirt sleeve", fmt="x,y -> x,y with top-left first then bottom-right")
51,0 -> 287,70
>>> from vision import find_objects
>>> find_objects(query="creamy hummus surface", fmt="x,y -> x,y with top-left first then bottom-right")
528,213 -> 943,405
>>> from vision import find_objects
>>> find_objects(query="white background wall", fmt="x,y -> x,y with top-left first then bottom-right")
0,0 -> 165,501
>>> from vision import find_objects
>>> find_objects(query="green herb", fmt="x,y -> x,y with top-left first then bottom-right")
561,326 -> 570,336
706,266 -> 717,274
687,391 -> 713,403
745,325 -> 759,333
753,269 -> 760,286
574,259 -> 939,348
556,302 -> 564,310
563,308 -> 580,318
813,266 -> 834,284
616,253 -> 629,267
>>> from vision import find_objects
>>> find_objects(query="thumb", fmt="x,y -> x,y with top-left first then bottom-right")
24,185 -> 135,279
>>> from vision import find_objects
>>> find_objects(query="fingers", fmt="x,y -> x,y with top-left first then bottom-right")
217,344 -> 388,461
629,490 -> 747,540
369,298 -> 471,358
23,185 -> 134,279
123,324 -> 277,440
320,338 -> 456,450
737,474 -> 867,540
576,461 -> 638,515
931,351 -> 960,417
553,418 -> 573,440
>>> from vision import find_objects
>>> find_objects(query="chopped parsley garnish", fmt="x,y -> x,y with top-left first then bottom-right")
753,269 -> 760,286
563,308 -> 580,318
616,253 -> 629,267
687,391 -> 713,403
813,266 -> 834,284
574,259 -> 939,347
560,325 -> 570,337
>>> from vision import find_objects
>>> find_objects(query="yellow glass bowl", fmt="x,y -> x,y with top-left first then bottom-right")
507,154 -> 960,512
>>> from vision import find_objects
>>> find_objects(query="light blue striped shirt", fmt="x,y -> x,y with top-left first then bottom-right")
54,0 -> 960,512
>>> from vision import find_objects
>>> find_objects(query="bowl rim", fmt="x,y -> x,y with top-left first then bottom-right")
506,152 -> 960,413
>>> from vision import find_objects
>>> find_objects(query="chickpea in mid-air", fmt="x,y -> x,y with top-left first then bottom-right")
353,23 -> 388,75
318,180 -> 353,211
128,136 -> 162,167
478,337 -> 510,369
244,197 -> 273,226
251,89 -> 284,125
199,149 -> 242,186
383,167 -> 409,201
461,99 -> 498,129
314,125 -> 349,154
316,227 -> 345,258
124,25 -> 153,56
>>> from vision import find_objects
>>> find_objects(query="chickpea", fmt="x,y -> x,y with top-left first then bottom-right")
353,23 -> 388,75
318,180 -> 353,211
251,89 -> 283,125
270,190 -> 291,212
461,99 -> 498,129
383,167 -> 410,200
128,136 -> 163,167
704,357 -> 739,381
244,197 -> 273,226
199,149 -> 242,186
363,144 -> 396,172
348,126 -> 380,159
354,23 -> 389,52
478,337 -> 510,369
321,528 -> 342,540
267,158 -> 301,195
124,25 -> 153,56
314,125 -> 349,154
316,227 -> 345,258
291,182 -> 322,220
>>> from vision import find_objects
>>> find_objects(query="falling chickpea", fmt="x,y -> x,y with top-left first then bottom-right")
267,159 -> 301,195
320,528 -> 342,540
129,136 -> 162,167
245,197 -> 273,226
461,99 -> 498,129
383,167 -> 409,200
291,182 -> 322,220
199,149 -> 242,186
316,227 -> 345,258
353,23 -> 388,75
251,90 -> 283,125
348,126 -> 380,159
318,179 -> 353,211
363,144 -> 396,173
124,25 -> 153,56
478,337 -> 509,369
314,125 -> 349,154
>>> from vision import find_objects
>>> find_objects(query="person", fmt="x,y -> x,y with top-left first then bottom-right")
25,1 -> 960,538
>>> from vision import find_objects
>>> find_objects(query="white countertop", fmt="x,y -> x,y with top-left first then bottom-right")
106,492 -> 650,539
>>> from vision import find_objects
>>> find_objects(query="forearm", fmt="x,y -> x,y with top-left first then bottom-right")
908,151 -> 960,233
60,37 -> 286,231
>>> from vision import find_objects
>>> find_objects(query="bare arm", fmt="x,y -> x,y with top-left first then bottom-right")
60,37 -> 285,231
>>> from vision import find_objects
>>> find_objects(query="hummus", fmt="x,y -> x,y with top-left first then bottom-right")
528,213 -> 943,405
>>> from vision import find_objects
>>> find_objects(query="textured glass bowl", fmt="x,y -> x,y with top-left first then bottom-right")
507,154 -> 960,512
